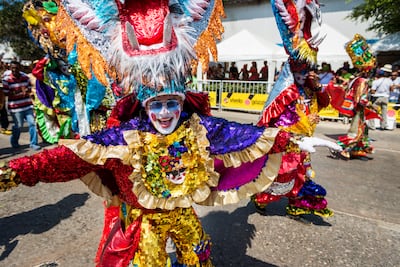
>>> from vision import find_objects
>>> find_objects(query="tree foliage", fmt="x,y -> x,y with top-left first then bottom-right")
0,0 -> 44,60
348,0 -> 400,34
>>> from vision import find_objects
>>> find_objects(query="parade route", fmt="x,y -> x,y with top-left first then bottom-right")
0,111 -> 399,267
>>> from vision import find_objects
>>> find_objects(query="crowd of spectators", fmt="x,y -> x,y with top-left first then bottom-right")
208,61 -> 270,81
206,60 -> 400,129
207,60 -> 400,106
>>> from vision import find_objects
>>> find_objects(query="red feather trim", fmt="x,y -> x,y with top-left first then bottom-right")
257,84 -> 299,126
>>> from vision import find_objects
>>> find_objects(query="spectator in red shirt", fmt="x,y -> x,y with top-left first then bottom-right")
259,61 -> 269,81
248,61 -> 259,81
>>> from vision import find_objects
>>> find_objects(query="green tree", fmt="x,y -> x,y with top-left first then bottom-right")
0,0 -> 44,60
348,0 -> 400,34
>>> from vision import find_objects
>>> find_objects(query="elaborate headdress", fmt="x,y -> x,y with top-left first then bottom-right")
272,0 -> 325,66
345,34 -> 376,72
24,0 -> 225,104
53,0 -> 225,102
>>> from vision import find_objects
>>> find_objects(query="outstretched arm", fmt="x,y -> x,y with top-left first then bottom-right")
0,145 -> 102,191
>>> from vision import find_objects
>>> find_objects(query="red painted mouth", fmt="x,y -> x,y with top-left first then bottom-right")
116,0 -> 178,56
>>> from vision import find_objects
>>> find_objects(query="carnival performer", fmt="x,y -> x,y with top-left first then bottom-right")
22,1 -> 116,143
252,0 -> 336,221
0,0 -> 342,266
327,34 -> 378,161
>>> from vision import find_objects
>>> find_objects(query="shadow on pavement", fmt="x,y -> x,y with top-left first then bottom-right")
0,142 -> 54,160
201,202 -> 278,266
0,193 -> 90,260
324,133 -> 346,141
258,198 -> 332,226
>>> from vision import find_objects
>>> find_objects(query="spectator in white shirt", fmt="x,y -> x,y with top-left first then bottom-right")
389,70 -> 400,103
370,64 -> 393,130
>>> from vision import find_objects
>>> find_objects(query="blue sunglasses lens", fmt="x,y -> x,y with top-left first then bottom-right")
149,101 -> 163,112
149,100 -> 180,112
166,100 -> 179,110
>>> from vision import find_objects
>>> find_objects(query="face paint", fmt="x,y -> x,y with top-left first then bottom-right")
146,97 -> 182,134
294,70 -> 308,85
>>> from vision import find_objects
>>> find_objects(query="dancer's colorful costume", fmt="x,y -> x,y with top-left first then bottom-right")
0,0 -> 341,266
252,0 -> 336,218
326,34 -> 377,160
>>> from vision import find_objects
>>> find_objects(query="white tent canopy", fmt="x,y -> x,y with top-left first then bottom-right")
317,24 -> 351,63
215,29 -> 287,62
371,32 -> 400,52
217,18 -> 351,70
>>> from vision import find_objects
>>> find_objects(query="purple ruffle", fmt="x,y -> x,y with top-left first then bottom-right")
83,118 -> 154,146
200,115 -> 265,155
273,103 -> 300,127
213,155 -> 268,191
36,80 -> 55,108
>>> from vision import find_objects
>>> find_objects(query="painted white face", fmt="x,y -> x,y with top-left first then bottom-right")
293,71 -> 308,86
146,95 -> 183,135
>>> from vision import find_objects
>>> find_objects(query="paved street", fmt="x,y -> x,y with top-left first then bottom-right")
0,111 -> 399,267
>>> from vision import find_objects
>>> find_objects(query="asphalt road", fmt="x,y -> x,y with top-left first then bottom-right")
0,111 -> 399,267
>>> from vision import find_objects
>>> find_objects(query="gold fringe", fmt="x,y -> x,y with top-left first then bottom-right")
192,0 -> 226,74
55,5 -> 116,86
284,104 -> 316,136
59,139 -> 130,165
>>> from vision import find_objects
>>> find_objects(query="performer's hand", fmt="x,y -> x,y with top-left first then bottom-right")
0,161 -> 20,192
308,113 -> 320,125
305,71 -> 322,91
297,137 -> 342,153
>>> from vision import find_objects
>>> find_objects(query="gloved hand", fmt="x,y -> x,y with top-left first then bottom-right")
297,137 -> 343,153
0,161 -> 20,192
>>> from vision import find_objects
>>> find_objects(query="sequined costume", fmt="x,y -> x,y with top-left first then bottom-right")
5,109 -> 291,266
0,0 -> 342,265
252,0 -> 334,218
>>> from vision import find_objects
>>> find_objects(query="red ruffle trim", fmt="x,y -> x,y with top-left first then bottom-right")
31,57 -> 48,81
257,84 -> 299,126
317,90 -> 330,109
95,204 -> 121,264
107,93 -> 141,127
103,159 -> 140,207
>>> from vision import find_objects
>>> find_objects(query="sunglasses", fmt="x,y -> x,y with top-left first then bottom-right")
148,99 -> 181,113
